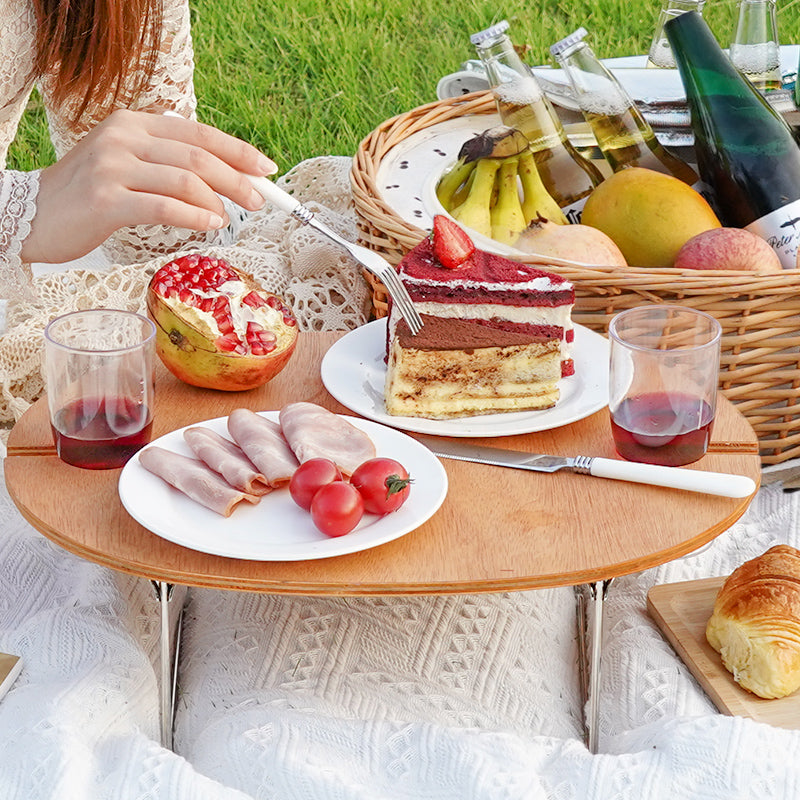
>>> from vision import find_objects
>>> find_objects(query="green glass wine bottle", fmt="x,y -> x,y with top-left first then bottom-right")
666,10 -> 800,268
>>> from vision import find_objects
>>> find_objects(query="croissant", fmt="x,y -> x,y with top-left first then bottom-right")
706,544 -> 800,699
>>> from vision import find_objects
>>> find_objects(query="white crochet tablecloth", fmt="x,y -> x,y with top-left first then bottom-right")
1,155 -> 799,797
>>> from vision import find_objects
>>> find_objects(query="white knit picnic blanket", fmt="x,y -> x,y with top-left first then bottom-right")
1,449 -> 799,799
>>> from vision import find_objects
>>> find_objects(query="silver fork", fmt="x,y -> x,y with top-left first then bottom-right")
246,174 -> 423,334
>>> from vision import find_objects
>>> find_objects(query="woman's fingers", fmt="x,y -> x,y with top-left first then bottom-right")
148,110 -> 278,178
132,134 -> 266,213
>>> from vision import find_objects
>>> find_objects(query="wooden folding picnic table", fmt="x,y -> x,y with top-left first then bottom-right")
5,330 -> 761,752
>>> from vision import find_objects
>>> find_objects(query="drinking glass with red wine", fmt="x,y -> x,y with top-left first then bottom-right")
608,305 -> 722,467
44,309 -> 156,469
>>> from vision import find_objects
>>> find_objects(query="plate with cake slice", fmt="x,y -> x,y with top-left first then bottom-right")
321,317 -> 609,437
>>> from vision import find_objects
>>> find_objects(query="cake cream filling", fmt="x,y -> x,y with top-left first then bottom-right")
402,274 -> 570,293
413,301 -> 571,329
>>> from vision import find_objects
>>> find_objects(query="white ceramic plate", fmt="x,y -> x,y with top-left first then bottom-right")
320,319 -> 609,437
118,412 -> 448,561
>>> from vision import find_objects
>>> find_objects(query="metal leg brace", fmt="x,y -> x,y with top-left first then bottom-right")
151,581 -> 187,750
575,578 -> 614,754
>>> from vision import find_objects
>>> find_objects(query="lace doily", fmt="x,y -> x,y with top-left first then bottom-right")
0,156 -> 371,429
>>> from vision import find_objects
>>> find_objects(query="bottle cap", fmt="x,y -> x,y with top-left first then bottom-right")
470,20 -> 510,46
550,27 -> 588,57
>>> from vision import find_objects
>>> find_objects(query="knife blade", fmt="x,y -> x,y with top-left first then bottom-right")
414,436 -> 757,499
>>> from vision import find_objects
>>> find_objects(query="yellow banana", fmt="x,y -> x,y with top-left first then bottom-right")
518,149 -> 568,225
450,157 -> 502,239
436,157 -> 476,212
490,156 -> 527,246
449,164 -> 476,210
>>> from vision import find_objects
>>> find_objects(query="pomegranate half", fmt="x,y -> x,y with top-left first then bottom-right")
147,254 -> 298,391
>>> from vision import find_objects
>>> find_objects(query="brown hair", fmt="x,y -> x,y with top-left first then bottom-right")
33,0 -> 164,121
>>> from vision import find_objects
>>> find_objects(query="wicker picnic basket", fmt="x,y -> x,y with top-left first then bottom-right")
351,92 -> 800,465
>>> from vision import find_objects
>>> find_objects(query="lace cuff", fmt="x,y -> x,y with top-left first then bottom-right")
0,170 -> 38,300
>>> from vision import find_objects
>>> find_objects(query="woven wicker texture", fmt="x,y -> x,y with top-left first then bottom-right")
351,92 -> 800,465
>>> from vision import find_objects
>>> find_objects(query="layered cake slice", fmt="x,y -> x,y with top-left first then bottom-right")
384,216 -> 575,419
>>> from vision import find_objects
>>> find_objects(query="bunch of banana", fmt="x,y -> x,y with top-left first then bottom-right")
436,126 -> 567,246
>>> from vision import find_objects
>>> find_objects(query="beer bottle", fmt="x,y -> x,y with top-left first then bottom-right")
550,28 -> 699,186
667,10 -> 800,267
471,20 -> 603,221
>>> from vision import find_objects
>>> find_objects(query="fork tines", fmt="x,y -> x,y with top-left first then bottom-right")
381,269 -> 423,335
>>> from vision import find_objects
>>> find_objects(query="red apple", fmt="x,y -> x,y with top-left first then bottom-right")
673,228 -> 783,273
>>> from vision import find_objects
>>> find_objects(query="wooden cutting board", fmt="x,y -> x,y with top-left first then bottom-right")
647,577 -> 800,730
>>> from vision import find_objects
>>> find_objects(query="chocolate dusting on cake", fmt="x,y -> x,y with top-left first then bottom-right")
397,314 -> 548,351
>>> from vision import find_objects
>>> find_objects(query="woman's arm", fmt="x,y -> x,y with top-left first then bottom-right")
0,170 -> 39,299
27,0 -> 274,266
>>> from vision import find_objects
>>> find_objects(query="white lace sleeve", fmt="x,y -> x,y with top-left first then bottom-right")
37,0 -> 233,265
0,169 -> 38,301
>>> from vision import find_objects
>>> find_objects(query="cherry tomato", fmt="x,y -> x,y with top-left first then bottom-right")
350,457 -> 412,515
289,458 -> 343,511
310,481 -> 364,537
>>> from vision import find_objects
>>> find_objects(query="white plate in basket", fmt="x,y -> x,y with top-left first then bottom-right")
320,318 -> 609,437
118,411 -> 447,561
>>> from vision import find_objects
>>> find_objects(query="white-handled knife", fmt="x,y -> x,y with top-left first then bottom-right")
415,436 -> 757,499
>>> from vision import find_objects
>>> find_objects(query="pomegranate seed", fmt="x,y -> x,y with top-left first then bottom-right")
284,314 -> 297,327
257,330 -> 277,344
243,291 -> 267,309
249,342 -> 266,355
216,316 -> 234,335
213,296 -> 229,314
216,333 -> 243,352
178,288 -> 196,306
198,297 -> 214,313
266,295 -> 281,309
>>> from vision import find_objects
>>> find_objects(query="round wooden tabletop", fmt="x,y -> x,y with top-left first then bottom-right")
5,331 -> 761,595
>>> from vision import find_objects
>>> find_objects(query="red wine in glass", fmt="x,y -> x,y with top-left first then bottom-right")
610,390 -> 714,467
51,395 -> 153,469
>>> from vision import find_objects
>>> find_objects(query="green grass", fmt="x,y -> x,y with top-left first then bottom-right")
8,0 -> 800,172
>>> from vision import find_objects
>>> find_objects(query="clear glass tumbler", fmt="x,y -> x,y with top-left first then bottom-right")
608,305 -> 722,466
730,0 -> 781,93
646,0 -> 706,69
44,309 -> 156,469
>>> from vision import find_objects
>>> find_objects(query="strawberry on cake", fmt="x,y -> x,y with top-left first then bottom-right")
384,216 -> 575,419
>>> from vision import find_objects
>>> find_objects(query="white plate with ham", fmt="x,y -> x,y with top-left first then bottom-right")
321,319 -> 609,437
118,411 -> 447,561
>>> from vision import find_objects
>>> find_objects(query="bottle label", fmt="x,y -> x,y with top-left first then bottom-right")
745,199 -> 800,269
562,196 -> 588,224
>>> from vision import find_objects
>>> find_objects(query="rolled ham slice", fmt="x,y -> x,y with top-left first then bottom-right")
183,427 -> 271,496
279,401 -> 375,476
139,446 -> 260,517
226,408 -> 299,487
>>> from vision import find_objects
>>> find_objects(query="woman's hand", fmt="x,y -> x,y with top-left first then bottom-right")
21,109 -> 278,264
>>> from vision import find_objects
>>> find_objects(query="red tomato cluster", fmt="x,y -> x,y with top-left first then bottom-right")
289,457 -> 412,537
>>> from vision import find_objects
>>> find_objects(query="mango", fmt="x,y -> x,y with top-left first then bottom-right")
581,167 -> 721,267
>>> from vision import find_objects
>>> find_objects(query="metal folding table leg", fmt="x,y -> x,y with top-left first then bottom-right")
151,581 -> 187,750
575,578 -> 614,754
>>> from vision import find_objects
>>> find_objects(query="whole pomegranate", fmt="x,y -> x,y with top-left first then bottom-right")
147,254 -> 298,391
